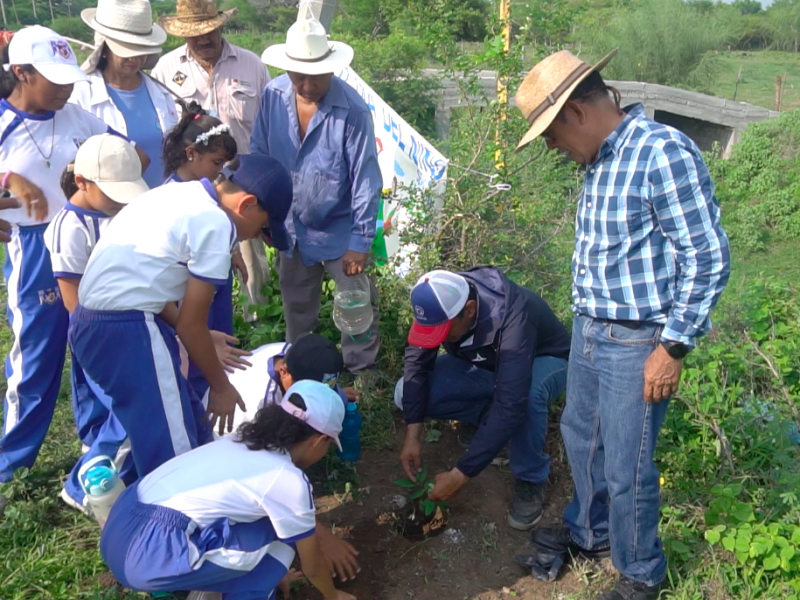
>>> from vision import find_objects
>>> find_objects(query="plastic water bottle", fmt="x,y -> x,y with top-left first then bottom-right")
332,274 -> 373,338
79,456 -> 125,527
338,402 -> 363,461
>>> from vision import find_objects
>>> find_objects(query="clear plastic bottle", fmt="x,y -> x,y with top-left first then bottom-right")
79,456 -> 125,527
332,273 -> 373,337
338,402 -> 363,461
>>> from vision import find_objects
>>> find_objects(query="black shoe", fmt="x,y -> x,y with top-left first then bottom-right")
530,526 -> 611,561
507,480 -> 544,530
456,422 -> 478,448
597,576 -> 664,600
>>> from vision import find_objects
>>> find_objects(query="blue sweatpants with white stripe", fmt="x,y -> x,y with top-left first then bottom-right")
0,225 -> 68,483
69,307 -> 212,478
64,349 -> 137,506
101,482 -> 294,599
188,270 -> 234,400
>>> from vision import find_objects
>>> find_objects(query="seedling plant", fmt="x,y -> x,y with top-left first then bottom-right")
395,465 -> 448,518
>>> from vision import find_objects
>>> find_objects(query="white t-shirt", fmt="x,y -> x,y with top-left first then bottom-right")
79,179 -> 236,313
0,100 -> 110,226
43,203 -> 112,278
136,436 -> 316,540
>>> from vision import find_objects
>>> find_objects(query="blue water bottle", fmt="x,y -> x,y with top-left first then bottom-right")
338,402 -> 363,461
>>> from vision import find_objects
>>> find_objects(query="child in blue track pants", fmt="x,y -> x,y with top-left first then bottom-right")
0,27 -> 137,508
161,104 -> 251,401
44,134 -> 150,510
70,153 -> 293,478
101,381 -> 356,600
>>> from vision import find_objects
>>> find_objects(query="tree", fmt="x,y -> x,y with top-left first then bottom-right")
732,0 -> 762,16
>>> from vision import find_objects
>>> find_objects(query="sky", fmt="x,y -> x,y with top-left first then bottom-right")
720,0 -> 775,5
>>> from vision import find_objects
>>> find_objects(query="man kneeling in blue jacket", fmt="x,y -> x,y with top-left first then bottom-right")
397,267 -> 571,529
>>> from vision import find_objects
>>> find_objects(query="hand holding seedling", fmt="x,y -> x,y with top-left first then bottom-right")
429,467 -> 470,502
399,423 -> 424,481
395,464 -> 448,517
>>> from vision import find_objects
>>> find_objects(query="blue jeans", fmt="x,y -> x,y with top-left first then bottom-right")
396,354 -> 568,483
561,315 -> 669,587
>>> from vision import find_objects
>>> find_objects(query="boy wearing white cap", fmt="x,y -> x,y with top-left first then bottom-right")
0,27 -> 146,509
44,133 -> 149,512
100,380 -> 356,600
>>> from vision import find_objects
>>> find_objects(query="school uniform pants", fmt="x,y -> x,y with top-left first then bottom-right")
69,306 -> 212,478
187,270 -> 234,401
0,225 -> 68,483
64,349 -> 137,506
276,245 -> 380,373
101,482 -> 296,600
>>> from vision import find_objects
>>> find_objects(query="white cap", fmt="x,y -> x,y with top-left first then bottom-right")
280,380 -> 346,451
4,26 -> 88,86
74,134 -> 149,205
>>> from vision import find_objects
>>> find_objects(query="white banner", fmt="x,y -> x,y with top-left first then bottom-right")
335,67 -> 448,262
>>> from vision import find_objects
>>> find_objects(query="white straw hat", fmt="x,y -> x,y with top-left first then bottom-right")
515,49 -> 618,151
4,26 -> 88,86
74,134 -> 149,205
82,0 -> 166,47
261,11 -> 353,76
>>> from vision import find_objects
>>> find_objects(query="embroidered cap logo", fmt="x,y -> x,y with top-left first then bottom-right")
50,40 -> 73,61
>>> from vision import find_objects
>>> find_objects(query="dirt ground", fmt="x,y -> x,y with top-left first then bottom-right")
304,418 -> 588,600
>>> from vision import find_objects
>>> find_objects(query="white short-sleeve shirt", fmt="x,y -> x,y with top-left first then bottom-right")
43,203 -> 112,278
79,179 -> 236,313
136,436 -> 316,540
0,100 -> 111,226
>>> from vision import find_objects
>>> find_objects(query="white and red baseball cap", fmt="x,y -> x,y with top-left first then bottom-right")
407,270 -> 471,348
280,380 -> 346,450
4,26 -> 88,86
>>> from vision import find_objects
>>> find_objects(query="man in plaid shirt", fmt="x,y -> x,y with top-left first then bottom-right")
513,50 -> 730,600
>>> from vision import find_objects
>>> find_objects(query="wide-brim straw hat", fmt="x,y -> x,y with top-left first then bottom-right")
261,14 -> 353,75
515,48 -> 618,151
158,0 -> 237,38
81,33 -> 161,74
81,0 -> 166,47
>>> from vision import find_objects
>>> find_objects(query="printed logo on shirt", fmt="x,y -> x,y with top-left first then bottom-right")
50,40 -> 73,61
38,288 -> 61,305
322,372 -> 340,388
173,71 -> 187,86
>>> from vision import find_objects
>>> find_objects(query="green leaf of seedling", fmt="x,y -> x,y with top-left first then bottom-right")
705,529 -> 721,544
425,429 -> 442,443
411,487 -> 427,499
394,479 -> 416,488
731,502 -> 755,523
722,534 -> 736,552
419,464 -> 428,483
781,546 -> 796,562
420,498 -> 435,516
764,553 -> 781,571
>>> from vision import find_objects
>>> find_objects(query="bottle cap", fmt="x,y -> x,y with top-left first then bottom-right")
346,402 -> 358,412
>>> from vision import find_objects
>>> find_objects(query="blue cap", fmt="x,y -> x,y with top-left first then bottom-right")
231,154 -> 292,251
408,270 -> 470,348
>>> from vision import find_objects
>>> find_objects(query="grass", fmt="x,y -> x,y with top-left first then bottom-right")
711,50 -> 800,111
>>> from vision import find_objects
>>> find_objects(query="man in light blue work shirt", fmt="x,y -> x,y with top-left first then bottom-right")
253,15 -> 382,374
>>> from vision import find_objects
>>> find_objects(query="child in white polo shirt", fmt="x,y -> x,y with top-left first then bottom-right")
100,380 -> 356,600
69,153 -> 293,478
44,133 -> 149,512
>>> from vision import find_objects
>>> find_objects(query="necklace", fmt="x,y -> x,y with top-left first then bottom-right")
21,115 -> 56,169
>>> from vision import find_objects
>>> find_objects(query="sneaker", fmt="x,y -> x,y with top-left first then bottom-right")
456,422 -> 478,448
530,526 -> 611,560
59,487 -> 89,515
507,480 -> 545,530
597,576 -> 664,600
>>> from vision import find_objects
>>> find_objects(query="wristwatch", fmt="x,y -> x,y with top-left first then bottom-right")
661,341 -> 690,360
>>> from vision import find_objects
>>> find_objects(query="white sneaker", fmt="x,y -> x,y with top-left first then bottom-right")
59,488 -> 88,515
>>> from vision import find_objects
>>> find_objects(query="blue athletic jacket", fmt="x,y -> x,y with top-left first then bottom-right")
402,266 -> 571,478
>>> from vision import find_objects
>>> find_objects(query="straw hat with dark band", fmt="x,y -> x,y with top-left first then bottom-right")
158,0 -> 237,38
515,48 -> 618,151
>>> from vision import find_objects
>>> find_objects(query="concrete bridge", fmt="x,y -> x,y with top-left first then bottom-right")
433,71 -> 779,157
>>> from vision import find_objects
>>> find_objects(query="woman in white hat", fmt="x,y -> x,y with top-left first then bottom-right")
0,26 -> 146,512
69,0 -> 178,188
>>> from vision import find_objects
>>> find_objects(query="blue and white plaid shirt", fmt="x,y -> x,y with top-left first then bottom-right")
572,104 -> 731,347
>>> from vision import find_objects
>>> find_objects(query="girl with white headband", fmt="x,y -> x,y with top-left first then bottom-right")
162,103 -> 250,403
0,26 -> 147,512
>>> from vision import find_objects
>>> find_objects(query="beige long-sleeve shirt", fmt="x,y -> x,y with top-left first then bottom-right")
151,40 -> 269,154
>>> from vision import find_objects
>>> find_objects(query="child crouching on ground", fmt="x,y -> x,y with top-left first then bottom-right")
43,134 -> 149,511
100,380 -> 357,600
